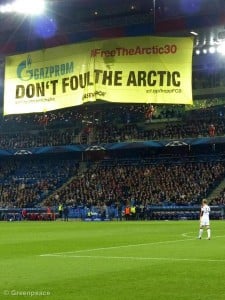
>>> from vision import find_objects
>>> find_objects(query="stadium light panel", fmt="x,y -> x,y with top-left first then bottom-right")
0,0 -> 45,15
0,4 -> 12,13
217,43 -> 225,55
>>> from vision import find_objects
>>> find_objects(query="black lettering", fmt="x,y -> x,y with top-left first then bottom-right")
114,71 -> 123,86
26,84 -> 35,98
172,71 -> 180,86
157,71 -> 167,86
62,77 -> 70,93
79,73 -> 86,88
127,71 -> 137,86
36,82 -> 45,96
147,71 -> 157,86
50,80 -> 58,95
167,72 -> 171,86
102,71 -> 113,85
16,85 -> 25,99
94,69 -> 103,84
138,71 -> 147,86
86,72 -> 94,86
70,75 -> 79,90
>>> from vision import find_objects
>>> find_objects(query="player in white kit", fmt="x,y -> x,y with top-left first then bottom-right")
198,199 -> 211,240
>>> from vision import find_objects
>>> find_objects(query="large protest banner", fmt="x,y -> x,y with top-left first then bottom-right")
4,36 -> 193,115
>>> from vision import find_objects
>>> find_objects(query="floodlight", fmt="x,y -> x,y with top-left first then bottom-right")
190,31 -> 198,36
0,4 -> 13,13
209,46 -> 216,54
0,0 -> 45,15
217,43 -> 225,55
13,0 -> 45,15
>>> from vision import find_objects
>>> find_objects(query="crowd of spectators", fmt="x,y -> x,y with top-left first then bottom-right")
0,158 -> 78,208
0,155 -> 225,218
0,127 -> 79,149
92,118 -> 225,142
0,98 -> 225,215
0,158 -> 225,219
0,116 -> 224,148
0,101 -> 224,148
0,103 -> 184,133
43,159 -> 225,209
210,188 -> 225,206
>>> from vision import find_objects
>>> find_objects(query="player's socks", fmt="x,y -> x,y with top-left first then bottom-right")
198,229 -> 203,239
207,228 -> 211,239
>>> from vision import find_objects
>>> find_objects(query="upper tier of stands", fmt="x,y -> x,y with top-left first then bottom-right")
0,98 -> 224,148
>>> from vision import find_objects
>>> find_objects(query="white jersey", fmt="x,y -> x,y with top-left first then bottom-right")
201,204 -> 210,217
200,204 -> 210,226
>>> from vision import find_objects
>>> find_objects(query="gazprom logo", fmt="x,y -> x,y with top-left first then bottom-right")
17,55 -> 33,81
16,55 -> 74,81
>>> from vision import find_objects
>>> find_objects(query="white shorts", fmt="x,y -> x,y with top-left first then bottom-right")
200,217 -> 210,227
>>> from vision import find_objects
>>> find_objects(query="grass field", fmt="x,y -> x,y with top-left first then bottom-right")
1,220 -> 225,300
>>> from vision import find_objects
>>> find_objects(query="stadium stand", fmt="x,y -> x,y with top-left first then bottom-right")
1,1 -> 225,221
1,99 -> 225,221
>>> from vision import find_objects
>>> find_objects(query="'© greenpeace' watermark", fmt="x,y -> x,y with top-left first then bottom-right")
3,290 -> 51,297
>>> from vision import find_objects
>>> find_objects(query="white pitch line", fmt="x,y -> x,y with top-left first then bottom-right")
40,237 -> 197,257
40,235 -> 225,258
182,233 -> 225,240
182,232 -> 194,237
40,254 -> 225,263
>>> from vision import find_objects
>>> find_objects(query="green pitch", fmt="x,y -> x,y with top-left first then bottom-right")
1,220 -> 225,300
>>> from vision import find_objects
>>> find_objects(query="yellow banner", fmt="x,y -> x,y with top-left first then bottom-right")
4,36 -> 193,115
